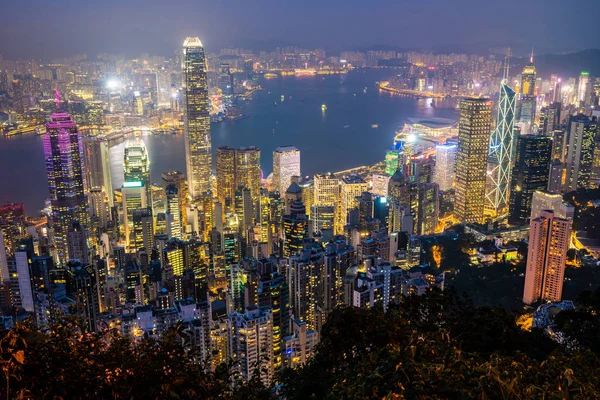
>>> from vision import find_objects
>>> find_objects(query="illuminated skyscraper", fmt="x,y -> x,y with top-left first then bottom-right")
508,135 -> 552,225
273,146 -> 300,195
235,147 -> 261,203
523,210 -> 571,305
485,62 -> 516,216
162,171 -> 188,232
577,71 -> 591,107
220,63 -> 234,112
336,175 -> 368,233
517,52 -> 536,131
123,138 -> 151,204
564,115 -> 598,192
166,184 -> 183,239
44,111 -> 88,264
122,181 -> 148,252
216,146 -> 236,206
313,173 -> 339,206
454,98 -> 492,224
83,137 -> 114,207
433,144 -> 457,192
183,37 -> 212,199
216,146 -> 261,206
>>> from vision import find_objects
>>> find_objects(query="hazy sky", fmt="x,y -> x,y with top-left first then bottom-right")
1,0 -> 598,59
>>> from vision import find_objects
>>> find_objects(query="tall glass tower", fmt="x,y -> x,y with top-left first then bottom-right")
486,57 -> 517,217
455,98 -> 492,224
517,51 -> 536,130
183,37 -> 212,200
123,138 -> 151,205
44,111 -> 88,264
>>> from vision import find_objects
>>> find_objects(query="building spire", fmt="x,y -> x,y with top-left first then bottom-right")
530,46 -> 534,64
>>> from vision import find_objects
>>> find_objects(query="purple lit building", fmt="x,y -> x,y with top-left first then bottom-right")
44,112 -> 88,264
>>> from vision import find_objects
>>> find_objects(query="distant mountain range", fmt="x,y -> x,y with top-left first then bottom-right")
509,49 -> 600,78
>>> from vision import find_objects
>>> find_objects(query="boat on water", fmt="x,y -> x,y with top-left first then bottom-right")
321,104 -> 327,111
274,101 -> 278,107
371,124 -> 378,128
281,95 -> 285,101
363,87 -> 368,93
344,125 -> 350,128
264,73 -> 278,79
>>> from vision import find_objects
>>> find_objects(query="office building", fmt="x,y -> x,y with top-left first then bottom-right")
183,37 -> 212,199
83,138 -> 114,207
523,210 -> 571,305
220,63 -> 234,112
336,175 -> 368,233
564,115 -> 598,192
417,183 -> 439,235
547,161 -> 565,194
371,174 -> 391,197
123,138 -> 152,205
273,146 -> 300,195
313,172 -> 339,207
216,146 -> 261,205
485,76 -> 516,216
508,135 -> 552,225
122,181 -> 148,252
433,144 -> 457,191
44,111 -> 88,264
577,71 -> 591,107
166,184 -> 183,239
518,54 -> 536,131
454,98 -> 492,224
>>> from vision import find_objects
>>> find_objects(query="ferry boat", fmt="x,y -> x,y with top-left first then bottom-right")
295,68 -> 317,76
264,73 -> 278,79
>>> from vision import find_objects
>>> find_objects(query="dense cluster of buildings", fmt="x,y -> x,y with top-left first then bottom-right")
0,38 -> 599,383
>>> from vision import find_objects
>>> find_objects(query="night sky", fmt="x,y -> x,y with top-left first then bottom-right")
1,0 -> 598,59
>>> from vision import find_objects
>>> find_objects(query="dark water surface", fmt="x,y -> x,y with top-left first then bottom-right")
0,69 -> 457,215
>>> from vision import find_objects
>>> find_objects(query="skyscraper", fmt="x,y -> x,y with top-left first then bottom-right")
183,37 -> 212,199
220,63 -> 234,113
433,144 -> 457,192
485,72 -> 516,216
517,53 -> 536,131
508,135 -> 552,225
44,111 -> 88,264
577,71 -> 591,107
454,98 -> 492,224
273,146 -> 300,195
235,147 -> 261,203
336,175 -> 368,233
523,210 -> 571,305
564,115 -> 598,192
216,146 -> 236,206
122,181 -> 148,252
123,138 -> 151,205
83,137 -> 113,207
216,146 -> 261,206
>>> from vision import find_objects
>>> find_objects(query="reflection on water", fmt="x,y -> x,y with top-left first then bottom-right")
0,69 -> 458,215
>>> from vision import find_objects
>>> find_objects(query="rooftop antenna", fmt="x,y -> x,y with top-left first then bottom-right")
530,46 -> 534,64
503,47 -> 511,83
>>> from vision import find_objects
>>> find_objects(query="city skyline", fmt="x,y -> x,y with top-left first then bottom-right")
1,8 -> 600,393
1,0 -> 600,59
